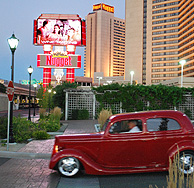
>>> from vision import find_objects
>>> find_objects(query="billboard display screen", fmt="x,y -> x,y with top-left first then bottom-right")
34,18 -> 82,46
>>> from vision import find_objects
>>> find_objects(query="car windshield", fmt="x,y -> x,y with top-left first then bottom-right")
102,118 -> 110,131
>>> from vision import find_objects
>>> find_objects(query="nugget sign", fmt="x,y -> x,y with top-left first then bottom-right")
37,54 -> 81,69
7,81 -> 14,102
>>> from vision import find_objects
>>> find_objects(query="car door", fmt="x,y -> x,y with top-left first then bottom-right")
144,117 -> 183,167
98,119 -> 152,169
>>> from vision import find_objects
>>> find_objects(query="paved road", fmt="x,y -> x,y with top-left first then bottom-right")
0,155 -> 168,188
58,172 -> 167,188
0,156 -> 189,188
97,172 -> 167,188
0,158 -> 9,166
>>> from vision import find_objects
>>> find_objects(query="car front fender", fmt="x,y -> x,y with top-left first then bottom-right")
49,148 -> 105,175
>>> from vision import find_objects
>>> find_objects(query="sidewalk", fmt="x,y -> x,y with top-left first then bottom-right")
0,120 -> 98,188
0,119 -> 97,153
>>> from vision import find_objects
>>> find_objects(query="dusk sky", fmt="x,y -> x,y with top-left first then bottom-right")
0,0 -> 125,83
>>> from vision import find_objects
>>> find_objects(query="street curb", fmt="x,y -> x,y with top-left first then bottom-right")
0,151 -> 51,160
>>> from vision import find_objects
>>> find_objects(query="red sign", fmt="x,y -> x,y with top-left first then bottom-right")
46,55 -> 72,67
7,81 -> 14,102
37,54 -> 81,68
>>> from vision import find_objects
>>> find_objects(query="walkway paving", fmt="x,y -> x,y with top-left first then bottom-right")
0,139 -> 59,188
0,119 -> 98,188
62,119 -> 98,134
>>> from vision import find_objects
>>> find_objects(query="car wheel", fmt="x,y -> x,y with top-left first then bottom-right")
179,151 -> 194,175
58,157 -> 80,177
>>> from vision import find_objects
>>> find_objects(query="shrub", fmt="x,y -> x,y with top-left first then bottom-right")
53,107 -> 61,121
98,109 -> 112,128
38,119 -> 47,130
39,108 -> 46,119
38,118 -> 60,132
0,115 -> 59,143
78,109 -> 89,120
72,109 -> 79,120
47,119 -> 60,132
13,117 -> 34,143
32,130 -> 50,140
72,109 -> 89,120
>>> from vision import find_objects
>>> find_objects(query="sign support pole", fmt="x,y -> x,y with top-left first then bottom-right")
6,80 -> 15,149
7,101 -> 10,151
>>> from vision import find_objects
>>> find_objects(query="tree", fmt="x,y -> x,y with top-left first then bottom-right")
36,84 -> 54,109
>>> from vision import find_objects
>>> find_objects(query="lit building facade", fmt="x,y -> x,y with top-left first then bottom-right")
84,3 -> 125,80
125,0 -> 194,85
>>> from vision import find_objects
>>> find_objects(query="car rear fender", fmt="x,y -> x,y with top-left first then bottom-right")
49,148 -> 104,175
167,140 -> 194,163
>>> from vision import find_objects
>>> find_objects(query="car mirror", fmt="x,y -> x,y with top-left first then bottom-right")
94,124 -> 101,132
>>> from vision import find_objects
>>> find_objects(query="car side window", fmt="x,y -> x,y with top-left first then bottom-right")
109,119 -> 142,134
146,118 -> 181,132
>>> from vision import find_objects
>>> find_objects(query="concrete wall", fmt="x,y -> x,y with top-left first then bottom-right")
0,93 -> 8,111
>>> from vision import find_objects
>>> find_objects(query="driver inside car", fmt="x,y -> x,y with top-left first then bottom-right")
128,120 -> 141,133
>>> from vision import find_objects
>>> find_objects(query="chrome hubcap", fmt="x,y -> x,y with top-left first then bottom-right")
58,157 -> 80,176
179,153 -> 194,174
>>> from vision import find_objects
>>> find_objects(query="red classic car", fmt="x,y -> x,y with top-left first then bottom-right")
49,110 -> 194,177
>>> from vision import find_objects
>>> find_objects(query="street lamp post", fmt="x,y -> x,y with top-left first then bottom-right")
7,33 -> 19,143
33,83 -> 37,116
179,60 -> 186,87
130,71 -> 134,85
28,65 -> 33,121
48,89 -> 52,113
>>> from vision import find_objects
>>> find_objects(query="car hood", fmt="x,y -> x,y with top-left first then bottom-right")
55,132 -> 104,143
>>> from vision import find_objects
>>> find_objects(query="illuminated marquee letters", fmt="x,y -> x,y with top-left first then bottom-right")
93,4 -> 102,11
46,56 -> 72,67
102,4 -> 114,13
93,3 -> 114,13
37,54 -> 81,69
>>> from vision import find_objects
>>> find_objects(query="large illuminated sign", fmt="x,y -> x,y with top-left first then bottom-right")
33,14 -> 86,46
37,54 -> 81,68
93,4 -> 102,11
93,3 -> 114,13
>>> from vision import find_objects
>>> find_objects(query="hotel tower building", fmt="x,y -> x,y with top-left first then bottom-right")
125,0 -> 194,85
84,3 -> 125,80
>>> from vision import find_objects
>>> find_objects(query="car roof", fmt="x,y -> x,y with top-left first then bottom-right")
109,110 -> 185,122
